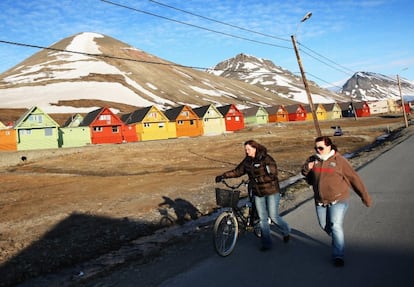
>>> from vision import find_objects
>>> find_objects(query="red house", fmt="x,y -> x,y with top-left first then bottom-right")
285,104 -> 306,121
217,104 -> 245,131
81,107 -> 138,144
353,101 -> 371,117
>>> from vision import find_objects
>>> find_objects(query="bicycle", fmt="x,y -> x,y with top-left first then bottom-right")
213,179 -> 261,256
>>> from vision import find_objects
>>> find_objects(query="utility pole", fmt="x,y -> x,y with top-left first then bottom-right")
397,74 -> 409,128
291,34 -> 322,137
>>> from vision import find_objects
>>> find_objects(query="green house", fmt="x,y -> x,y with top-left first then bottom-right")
14,106 -> 60,151
242,106 -> 269,125
59,114 -> 91,148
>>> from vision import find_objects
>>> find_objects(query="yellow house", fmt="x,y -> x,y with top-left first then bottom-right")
324,103 -> 342,120
193,104 -> 226,135
122,106 -> 170,141
303,104 -> 327,121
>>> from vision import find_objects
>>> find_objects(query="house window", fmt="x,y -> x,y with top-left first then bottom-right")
158,123 -> 165,128
19,129 -> 31,136
235,116 -> 240,122
99,115 -> 111,121
94,127 -> 103,132
44,128 -> 53,136
112,126 -> 119,133
190,120 -> 195,125
178,120 -> 184,125
149,112 -> 157,119
29,115 -> 43,123
182,111 -> 189,117
144,123 -> 150,128
204,118 -> 209,122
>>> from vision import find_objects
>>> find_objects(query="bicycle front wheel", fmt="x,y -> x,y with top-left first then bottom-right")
213,211 -> 239,256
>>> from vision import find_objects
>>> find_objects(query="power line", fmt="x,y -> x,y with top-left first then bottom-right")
145,0 -> 359,86
299,47 -> 354,77
101,0 -> 357,88
148,0 -> 290,43
0,39 -> 288,76
298,41 -> 355,75
0,39 -> 206,70
100,0 -> 292,50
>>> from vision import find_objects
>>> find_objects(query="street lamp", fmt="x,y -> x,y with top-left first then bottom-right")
291,12 -> 322,137
397,69 -> 409,128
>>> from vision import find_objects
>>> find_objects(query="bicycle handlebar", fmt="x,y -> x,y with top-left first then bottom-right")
218,179 -> 249,190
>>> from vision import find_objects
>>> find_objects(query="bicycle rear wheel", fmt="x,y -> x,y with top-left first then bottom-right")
213,211 -> 238,256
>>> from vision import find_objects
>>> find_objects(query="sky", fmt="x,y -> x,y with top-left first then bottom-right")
1,0 -> 413,89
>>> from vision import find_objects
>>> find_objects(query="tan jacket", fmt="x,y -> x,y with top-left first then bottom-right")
301,152 -> 371,206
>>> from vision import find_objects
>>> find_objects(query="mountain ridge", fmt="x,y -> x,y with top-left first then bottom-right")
0,32 -> 297,115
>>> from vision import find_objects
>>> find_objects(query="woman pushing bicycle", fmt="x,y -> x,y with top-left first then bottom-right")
215,139 -> 291,251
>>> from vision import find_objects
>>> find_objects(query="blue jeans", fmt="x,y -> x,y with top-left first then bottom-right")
255,193 -> 291,248
315,201 -> 349,259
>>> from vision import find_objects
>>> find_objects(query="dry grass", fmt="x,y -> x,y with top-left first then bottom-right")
0,116 -> 406,286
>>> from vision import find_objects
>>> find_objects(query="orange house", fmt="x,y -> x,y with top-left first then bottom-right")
164,105 -> 204,138
265,105 -> 289,122
0,121 -> 17,151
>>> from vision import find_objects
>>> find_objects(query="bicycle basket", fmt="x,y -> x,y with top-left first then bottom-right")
215,188 -> 240,208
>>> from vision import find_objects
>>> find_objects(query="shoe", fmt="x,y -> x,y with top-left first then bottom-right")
283,235 -> 290,243
333,257 -> 344,267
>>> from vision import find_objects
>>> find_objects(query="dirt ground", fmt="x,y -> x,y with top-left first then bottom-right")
0,116 -> 408,286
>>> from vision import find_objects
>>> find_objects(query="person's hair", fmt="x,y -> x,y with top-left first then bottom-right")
244,139 -> 267,158
315,136 -> 338,151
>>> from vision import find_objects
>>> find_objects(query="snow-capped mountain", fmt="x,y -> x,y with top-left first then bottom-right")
0,32 -> 297,115
341,71 -> 414,101
207,53 -> 345,104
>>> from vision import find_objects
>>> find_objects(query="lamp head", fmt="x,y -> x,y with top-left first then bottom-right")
301,12 -> 312,22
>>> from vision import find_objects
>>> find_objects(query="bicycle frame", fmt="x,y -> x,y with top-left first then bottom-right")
213,179 -> 261,256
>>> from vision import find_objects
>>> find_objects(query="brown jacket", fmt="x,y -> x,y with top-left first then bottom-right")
301,152 -> 371,206
221,152 -> 280,197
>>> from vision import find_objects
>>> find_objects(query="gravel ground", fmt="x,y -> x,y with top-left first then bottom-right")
12,123 -> 413,287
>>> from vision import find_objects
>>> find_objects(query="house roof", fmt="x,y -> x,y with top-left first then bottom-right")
192,105 -> 210,118
302,104 -> 312,113
164,105 -> 185,121
324,103 -> 338,110
121,106 -> 152,124
338,102 -> 353,110
217,104 -> 233,116
284,104 -> 304,113
353,102 -> 368,109
63,113 -> 83,127
265,105 -> 285,114
14,106 -> 60,128
242,106 -> 267,117
80,107 -> 104,126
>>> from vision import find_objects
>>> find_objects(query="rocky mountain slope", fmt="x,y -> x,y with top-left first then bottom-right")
207,53 -> 345,104
0,32 -> 297,115
341,71 -> 414,101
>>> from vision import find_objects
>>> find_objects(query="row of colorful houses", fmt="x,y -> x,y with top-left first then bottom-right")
0,100 -> 410,151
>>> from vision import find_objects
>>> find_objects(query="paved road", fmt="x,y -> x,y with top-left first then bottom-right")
157,134 -> 414,287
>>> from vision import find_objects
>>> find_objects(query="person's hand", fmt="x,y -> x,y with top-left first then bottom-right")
308,162 -> 315,170
215,175 -> 224,183
363,195 -> 372,207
